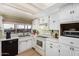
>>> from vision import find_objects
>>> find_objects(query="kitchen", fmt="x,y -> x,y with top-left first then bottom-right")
0,3 -> 79,56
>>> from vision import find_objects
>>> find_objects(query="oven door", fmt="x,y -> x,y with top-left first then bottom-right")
36,39 -> 45,51
37,40 -> 43,47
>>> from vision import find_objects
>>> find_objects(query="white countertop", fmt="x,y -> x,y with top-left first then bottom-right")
46,38 -> 59,43
0,37 -> 19,41
19,36 -> 33,42
36,36 -> 59,43
0,36 -> 33,42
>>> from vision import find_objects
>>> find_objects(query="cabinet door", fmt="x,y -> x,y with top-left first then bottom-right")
59,4 -> 73,23
32,38 -> 36,47
72,4 -> 79,21
32,19 -> 39,29
46,41 -> 59,56
43,16 -> 49,24
26,40 -> 32,50
74,48 -> 79,56
60,44 -> 72,56
18,41 -> 27,53
49,15 -> 60,30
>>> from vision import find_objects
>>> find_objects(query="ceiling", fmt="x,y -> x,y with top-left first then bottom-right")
0,3 -> 56,24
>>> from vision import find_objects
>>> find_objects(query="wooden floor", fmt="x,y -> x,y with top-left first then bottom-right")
17,48 -> 41,56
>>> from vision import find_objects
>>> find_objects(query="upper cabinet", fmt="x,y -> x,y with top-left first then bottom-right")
59,4 -> 73,23
72,3 -> 79,21
32,19 -> 39,30
49,14 -> 60,30
59,3 -> 79,23
39,16 -> 49,24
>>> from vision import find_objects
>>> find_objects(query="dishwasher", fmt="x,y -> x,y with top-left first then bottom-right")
2,39 -> 18,56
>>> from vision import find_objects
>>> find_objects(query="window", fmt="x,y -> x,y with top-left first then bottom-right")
3,24 -> 14,30
25,25 -> 28,29
28,25 -> 32,29
16,24 -> 24,29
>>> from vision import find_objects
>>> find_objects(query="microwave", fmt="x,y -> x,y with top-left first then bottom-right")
63,31 -> 79,38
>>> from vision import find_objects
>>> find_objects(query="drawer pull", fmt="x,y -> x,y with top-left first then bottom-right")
70,47 -> 74,50
50,43 -> 53,45
70,42 -> 74,44
50,46 -> 53,48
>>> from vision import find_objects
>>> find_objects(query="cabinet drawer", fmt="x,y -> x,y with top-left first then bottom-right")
46,41 -> 59,47
60,36 -> 79,47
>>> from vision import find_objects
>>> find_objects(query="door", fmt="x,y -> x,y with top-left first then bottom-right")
60,44 -> 72,56
46,41 -> 59,56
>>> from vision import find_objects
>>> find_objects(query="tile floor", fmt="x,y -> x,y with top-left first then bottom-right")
17,48 -> 41,56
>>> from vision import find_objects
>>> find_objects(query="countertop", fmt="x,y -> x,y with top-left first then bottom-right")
0,35 -> 59,43
0,37 -> 19,41
0,36 -> 33,42
36,36 -> 59,43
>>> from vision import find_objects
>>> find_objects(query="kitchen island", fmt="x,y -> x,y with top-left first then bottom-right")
0,36 -> 34,56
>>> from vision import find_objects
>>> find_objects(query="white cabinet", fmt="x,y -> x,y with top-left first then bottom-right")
59,44 -> 72,56
74,48 -> 79,56
39,16 -> 49,24
46,41 -> 59,56
32,19 -> 39,30
18,39 -> 32,53
60,36 -> 79,48
60,3 -> 79,23
0,16 -> 4,38
72,4 -> 79,21
59,36 -> 79,56
18,41 -> 27,53
26,39 -> 32,50
32,38 -> 36,47
59,4 -> 73,23
49,14 -> 60,30
60,45 -> 79,56
49,19 -> 60,30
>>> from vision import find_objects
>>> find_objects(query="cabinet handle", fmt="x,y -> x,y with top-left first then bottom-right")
50,43 -> 53,45
50,46 -> 53,48
70,42 -> 74,44
58,50 -> 60,53
70,47 -> 72,50
70,47 -> 74,51
72,48 -> 74,51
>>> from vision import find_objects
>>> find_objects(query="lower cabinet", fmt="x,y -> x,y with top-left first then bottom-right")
26,39 -> 32,50
59,44 -> 72,56
71,47 -> 79,56
18,39 -> 32,53
31,38 -> 36,47
46,41 -> 79,56
59,44 -> 79,56
18,41 -> 27,53
46,41 -> 59,56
